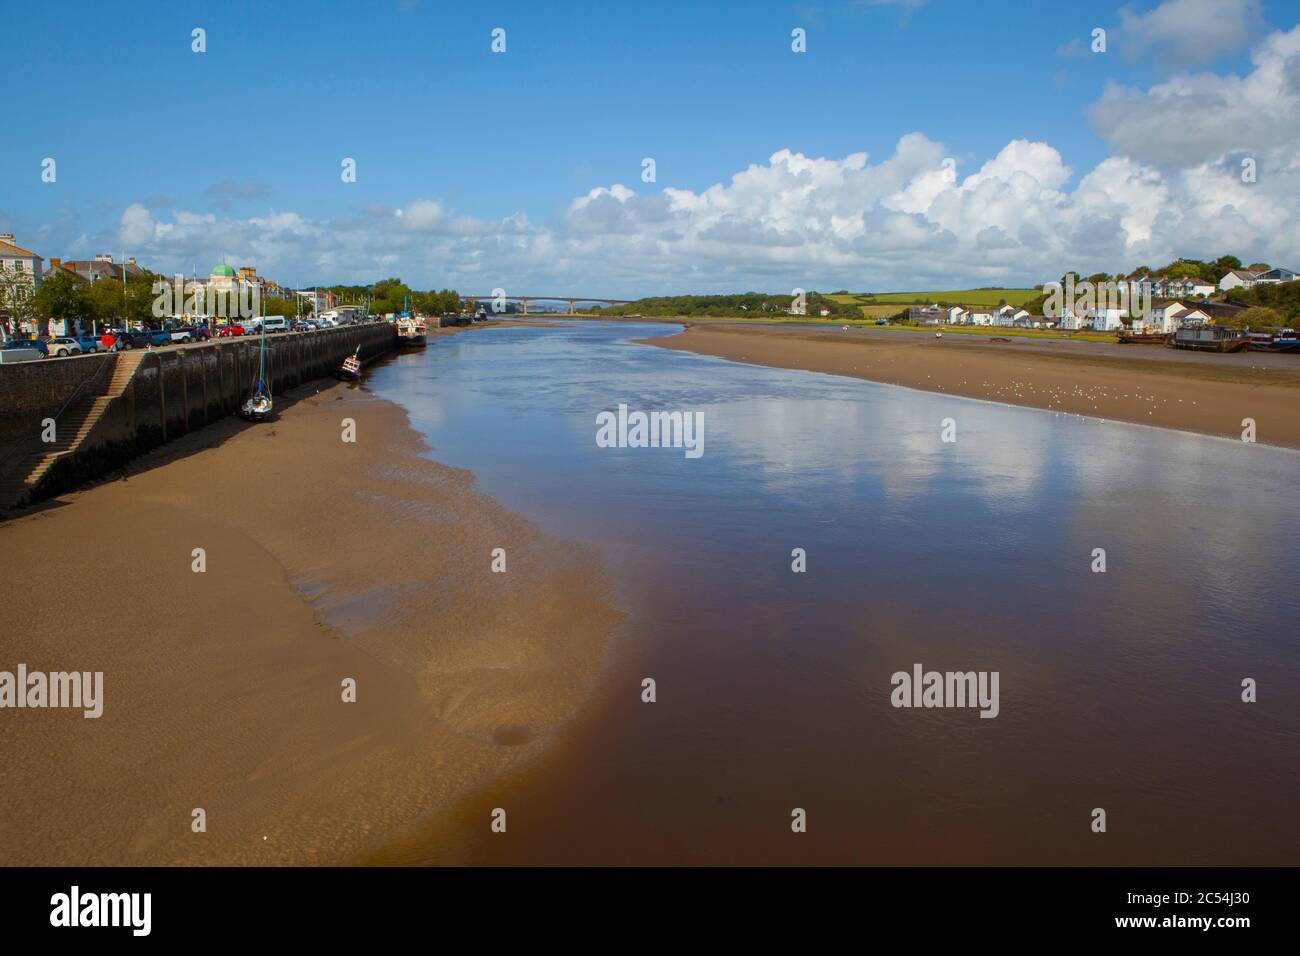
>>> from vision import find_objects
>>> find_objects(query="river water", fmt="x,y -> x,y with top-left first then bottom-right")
367,321 -> 1299,865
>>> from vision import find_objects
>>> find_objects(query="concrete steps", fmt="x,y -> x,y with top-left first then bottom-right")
0,353 -> 142,513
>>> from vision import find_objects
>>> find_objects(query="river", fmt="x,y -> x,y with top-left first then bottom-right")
366,321 -> 1300,865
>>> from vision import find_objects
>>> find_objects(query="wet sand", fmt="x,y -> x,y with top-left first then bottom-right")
645,324 -> 1300,447
0,363 -> 622,865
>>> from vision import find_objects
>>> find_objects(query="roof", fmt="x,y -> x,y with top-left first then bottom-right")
45,262 -> 85,281
211,263 -> 236,277
0,239 -> 42,259
1191,301 -> 1245,318
1225,269 -> 1260,279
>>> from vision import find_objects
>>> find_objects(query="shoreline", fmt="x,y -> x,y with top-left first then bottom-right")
0,333 -> 623,865
642,323 -> 1300,448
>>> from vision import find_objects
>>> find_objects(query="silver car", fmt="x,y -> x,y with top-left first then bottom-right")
47,337 -> 84,357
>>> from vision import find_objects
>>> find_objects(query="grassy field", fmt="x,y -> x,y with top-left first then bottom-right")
829,289 -> 1041,308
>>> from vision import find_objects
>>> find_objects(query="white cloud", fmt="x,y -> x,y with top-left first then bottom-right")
1116,0 -> 1265,67
1089,24 -> 1300,166
69,26 -> 1300,295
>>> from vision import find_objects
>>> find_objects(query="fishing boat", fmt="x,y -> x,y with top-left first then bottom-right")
1168,323 -> 1250,353
396,315 -> 427,347
336,346 -> 363,381
239,308 -> 273,420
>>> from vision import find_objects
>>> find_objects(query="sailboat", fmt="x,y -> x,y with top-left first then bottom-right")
240,305 -> 273,420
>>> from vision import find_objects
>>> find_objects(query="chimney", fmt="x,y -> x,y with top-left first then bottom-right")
127,257 -> 137,266
50,258 -> 61,268
0,233 -> 14,245
95,253 -> 113,262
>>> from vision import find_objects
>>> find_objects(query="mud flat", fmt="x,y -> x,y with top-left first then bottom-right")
0,377 -> 621,865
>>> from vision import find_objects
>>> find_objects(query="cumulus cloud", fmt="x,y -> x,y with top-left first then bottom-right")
1116,0 -> 1265,67
70,25 -> 1300,295
1088,24 -> 1300,166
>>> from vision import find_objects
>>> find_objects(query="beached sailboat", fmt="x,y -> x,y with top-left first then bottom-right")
337,345 -> 363,381
239,310 -> 273,420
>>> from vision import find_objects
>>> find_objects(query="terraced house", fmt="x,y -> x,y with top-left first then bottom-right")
0,233 -> 44,289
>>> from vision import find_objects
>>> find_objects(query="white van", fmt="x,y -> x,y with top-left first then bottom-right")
261,316 -> 289,333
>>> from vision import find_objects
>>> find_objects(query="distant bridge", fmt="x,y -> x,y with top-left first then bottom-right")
460,294 -> 633,315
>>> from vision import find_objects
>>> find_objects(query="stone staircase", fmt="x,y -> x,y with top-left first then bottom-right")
0,352 -> 145,513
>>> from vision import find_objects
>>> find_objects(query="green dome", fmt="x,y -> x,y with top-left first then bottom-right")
210,263 -> 236,278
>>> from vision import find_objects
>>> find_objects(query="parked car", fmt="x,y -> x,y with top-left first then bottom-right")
46,337 -> 84,357
260,316 -> 290,333
1,337 -> 49,357
76,335 -> 110,353
291,320 -> 314,332
216,323 -> 245,338
117,328 -> 171,349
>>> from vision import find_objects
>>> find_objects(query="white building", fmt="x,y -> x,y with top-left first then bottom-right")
1089,308 -> 1125,331
1252,267 -> 1297,285
1219,269 -> 1260,291
0,233 -> 44,290
1151,300 -> 1190,333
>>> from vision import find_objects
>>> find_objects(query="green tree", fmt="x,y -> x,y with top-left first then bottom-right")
1227,306 -> 1285,330
0,267 -> 38,336
29,271 -> 86,333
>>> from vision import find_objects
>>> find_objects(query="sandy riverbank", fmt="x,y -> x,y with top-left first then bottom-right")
0,360 -> 622,864
645,324 -> 1300,447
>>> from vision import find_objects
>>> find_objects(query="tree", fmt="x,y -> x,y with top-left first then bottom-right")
1215,255 -> 1242,272
29,271 -> 86,333
0,267 -> 37,336
1227,306 -> 1285,330
1247,262 -> 1271,272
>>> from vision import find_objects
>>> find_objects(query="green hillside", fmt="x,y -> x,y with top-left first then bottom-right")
829,289 -> 1040,308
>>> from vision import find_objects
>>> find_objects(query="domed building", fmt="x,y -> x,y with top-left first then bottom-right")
208,261 -> 237,293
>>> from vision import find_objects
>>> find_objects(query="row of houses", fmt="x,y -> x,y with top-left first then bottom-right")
908,264 -> 1296,333
0,233 -> 317,334
907,304 -> 1053,328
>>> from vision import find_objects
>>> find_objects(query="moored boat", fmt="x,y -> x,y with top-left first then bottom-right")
239,308 -> 274,420
1168,323 -> 1250,353
1117,330 -> 1169,344
337,346 -> 363,380
1247,329 -> 1300,353
397,315 -> 427,347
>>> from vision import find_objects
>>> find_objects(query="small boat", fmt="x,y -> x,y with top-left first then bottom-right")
1117,330 -> 1169,344
240,393 -> 272,421
337,346 -> 363,380
239,312 -> 273,420
1168,323 -> 1250,353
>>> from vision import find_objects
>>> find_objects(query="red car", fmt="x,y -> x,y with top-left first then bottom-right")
216,324 -> 245,337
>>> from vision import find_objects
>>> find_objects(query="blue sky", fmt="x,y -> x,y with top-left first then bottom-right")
3,0 -> 1297,294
